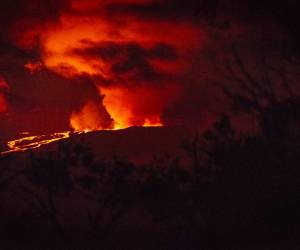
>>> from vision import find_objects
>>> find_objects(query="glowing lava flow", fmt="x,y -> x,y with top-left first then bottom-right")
0,123 -> 163,155
1,132 -> 72,155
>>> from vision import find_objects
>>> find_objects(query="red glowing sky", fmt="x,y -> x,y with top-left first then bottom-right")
11,0 -> 203,132
0,0 -> 298,141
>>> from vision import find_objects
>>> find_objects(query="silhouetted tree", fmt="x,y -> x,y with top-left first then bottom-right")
20,144 -> 74,242
76,155 -> 139,242
198,103 -> 300,242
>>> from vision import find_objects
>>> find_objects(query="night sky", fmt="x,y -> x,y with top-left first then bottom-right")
0,0 -> 299,140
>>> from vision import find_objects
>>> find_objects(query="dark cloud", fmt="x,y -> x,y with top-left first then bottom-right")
0,0 -> 68,43
77,41 -> 177,61
104,1 -> 197,21
74,41 -> 178,83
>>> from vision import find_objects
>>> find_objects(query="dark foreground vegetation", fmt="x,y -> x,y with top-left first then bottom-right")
0,98 -> 299,250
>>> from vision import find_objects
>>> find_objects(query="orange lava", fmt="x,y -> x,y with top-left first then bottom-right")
1,132 -> 71,154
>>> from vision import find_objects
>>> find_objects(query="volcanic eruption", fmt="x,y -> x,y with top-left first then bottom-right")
1,1 -> 300,249
2,0 -> 293,154
0,0 -> 205,153
13,0 -> 201,132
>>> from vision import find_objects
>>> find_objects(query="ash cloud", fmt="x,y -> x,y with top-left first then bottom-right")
73,41 -> 178,84
0,0 -> 299,138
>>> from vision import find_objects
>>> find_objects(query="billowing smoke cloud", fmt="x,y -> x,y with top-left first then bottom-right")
12,0 -> 202,131
0,0 -> 297,138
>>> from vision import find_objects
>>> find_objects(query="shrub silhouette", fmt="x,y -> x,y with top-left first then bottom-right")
198,99 -> 300,242
0,97 -> 299,249
75,154 -> 140,242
